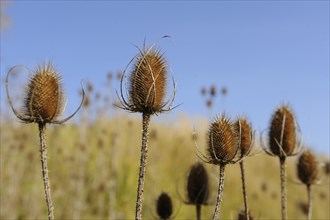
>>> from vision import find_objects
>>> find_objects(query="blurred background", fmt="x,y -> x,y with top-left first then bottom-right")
1,1 -> 329,219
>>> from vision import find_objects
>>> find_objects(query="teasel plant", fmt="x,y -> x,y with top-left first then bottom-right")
155,192 -> 173,220
261,104 -> 302,220
6,62 -> 85,220
296,149 -> 320,220
234,117 -> 256,220
181,162 -> 210,220
196,115 -> 241,220
116,37 -> 177,220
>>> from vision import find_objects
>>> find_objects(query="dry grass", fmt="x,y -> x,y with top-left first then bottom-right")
0,115 -> 329,219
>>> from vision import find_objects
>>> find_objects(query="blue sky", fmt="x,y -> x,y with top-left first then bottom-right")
1,1 -> 329,154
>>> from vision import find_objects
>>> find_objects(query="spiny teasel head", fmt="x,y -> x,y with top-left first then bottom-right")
23,63 -> 64,124
6,62 -> 85,125
234,117 -> 254,158
237,209 -> 254,220
129,46 -> 167,114
268,105 -> 299,158
156,192 -> 173,220
297,150 -> 319,186
186,162 -> 209,205
206,115 -> 239,165
117,40 -> 176,115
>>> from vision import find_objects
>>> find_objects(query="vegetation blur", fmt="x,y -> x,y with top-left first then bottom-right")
1,70 -> 329,219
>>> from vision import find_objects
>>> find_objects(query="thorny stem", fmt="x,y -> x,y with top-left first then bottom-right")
196,204 -> 201,220
240,161 -> 249,220
212,164 -> 226,220
135,113 -> 151,220
307,185 -> 312,220
39,123 -> 54,220
280,157 -> 287,220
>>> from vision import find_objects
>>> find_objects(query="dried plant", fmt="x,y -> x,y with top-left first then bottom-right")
156,192 -> 173,220
198,115 -> 240,220
297,150 -> 320,220
116,38 -> 176,220
184,162 -> 210,220
6,62 -> 84,220
237,209 -> 254,220
234,117 -> 255,220
261,104 -> 302,220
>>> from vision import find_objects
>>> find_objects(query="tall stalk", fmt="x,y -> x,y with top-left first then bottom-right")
39,123 -> 54,220
280,157 -> 287,220
135,113 -> 151,220
240,161 -> 249,220
212,165 -> 226,220
196,204 -> 201,220
307,185 -> 312,220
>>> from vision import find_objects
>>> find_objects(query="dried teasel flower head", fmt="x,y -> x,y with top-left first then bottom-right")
205,115 -> 240,165
185,162 -> 209,205
265,104 -> 301,158
237,209 -> 254,220
6,62 -> 84,125
116,38 -> 177,115
234,117 -> 254,158
156,192 -> 173,220
297,150 -> 319,186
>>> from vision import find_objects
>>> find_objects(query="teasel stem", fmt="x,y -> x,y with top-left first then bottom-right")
135,113 -> 151,220
38,123 -> 54,220
307,184 -> 312,220
196,204 -> 201,220
280,157 -> 287,220
239,160 -> 249,220
212,164 -> 226,220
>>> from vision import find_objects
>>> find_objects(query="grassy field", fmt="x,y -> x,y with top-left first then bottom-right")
0,112 -> 329,219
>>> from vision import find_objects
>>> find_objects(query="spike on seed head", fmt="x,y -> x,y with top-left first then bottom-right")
157,192 -> 173,220
186,162 -> 209,205
234,117 -> 253,158
297,150 -> 318,185
23,62 -> 64,124
128,46 -> 168,114
207,115 -> 239,164
269,105 -> 296,158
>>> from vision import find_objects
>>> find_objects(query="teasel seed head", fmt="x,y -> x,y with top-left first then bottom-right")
156,192 -> 173,220
186,162 -> 209,205
206,115 -> 239,165
23,63 -> 64,124
117,39 -> 177,115
297,150 -> 319,186
6,62 -> 85,125
234,117 -> 253,158
268,105 -> 298,158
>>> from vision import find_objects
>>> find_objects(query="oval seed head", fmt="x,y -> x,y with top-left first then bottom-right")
207,115 -> 239,164
129,46 -> 168,114
297,150 -> 318,185
186,162 -> 209,205
24,63 -> 64,124
234,118 -> 253,158
269,105 -> 296,157
156,192 -> 173,220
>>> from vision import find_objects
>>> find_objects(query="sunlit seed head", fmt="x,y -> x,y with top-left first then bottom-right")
297,150 -> 318,185
234,117 -> 253,158
269,105 -> 296,158
24,62 -> 64,124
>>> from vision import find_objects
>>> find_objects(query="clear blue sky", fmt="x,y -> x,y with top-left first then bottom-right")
1,1 -> 329,154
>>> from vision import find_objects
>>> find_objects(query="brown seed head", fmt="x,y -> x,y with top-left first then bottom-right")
186,162 -> 209,205
234,117 -> 253,158
157,192 -> 173,220
297,150 -> 318,186
129,46 -> 168,114
237,210 -> 254,220
269,105 -> 296,158
24,63 -> 64,124
207,115 -> 239,164
210,85 -> 217,97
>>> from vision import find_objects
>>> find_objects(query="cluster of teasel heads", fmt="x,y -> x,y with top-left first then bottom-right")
6,62 -> 84,220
